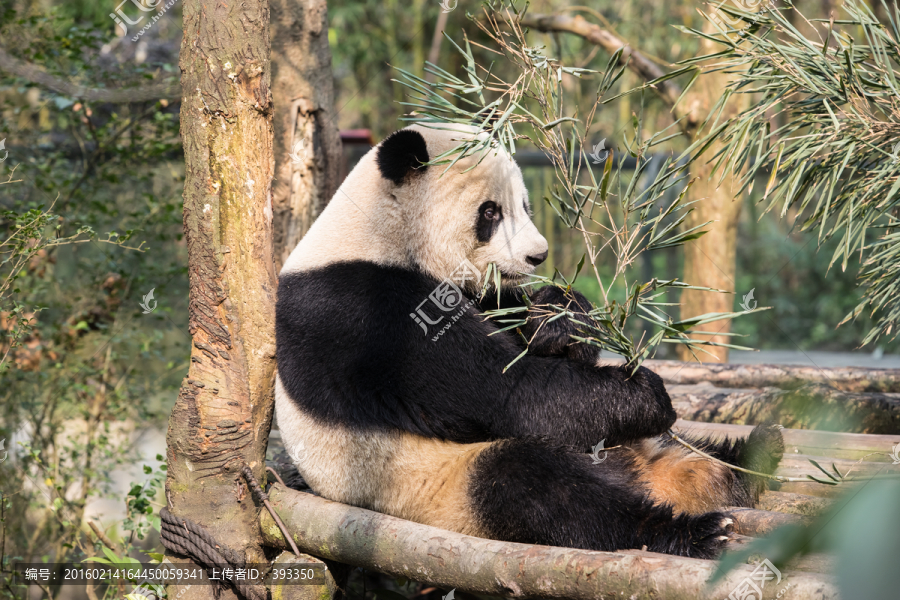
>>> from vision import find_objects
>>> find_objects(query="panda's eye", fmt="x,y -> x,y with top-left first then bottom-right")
476,201 -> 502,243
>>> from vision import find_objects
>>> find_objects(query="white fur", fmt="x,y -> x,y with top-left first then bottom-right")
280,124 -> 548,288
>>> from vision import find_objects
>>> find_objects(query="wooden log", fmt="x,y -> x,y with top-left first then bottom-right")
727,508 -> 807,537
778,454 -> 889,479
757,492 -> 832,517
260,485 -> 838,600
270,552 -> 342,600
669,383 -> 900,434
675,419 -> 900,461
724,535 -> 835,574
646,359 -> 900,393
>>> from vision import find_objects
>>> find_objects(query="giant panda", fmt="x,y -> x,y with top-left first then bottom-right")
274,123 -> 784,558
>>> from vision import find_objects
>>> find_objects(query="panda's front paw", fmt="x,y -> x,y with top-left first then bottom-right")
522,286 -> 598,364
630,366 -> 678,432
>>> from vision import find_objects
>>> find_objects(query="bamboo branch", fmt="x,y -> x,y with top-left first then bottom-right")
0,44 -> 181,103
260,485 -> 838,599
518,13 -> 695,125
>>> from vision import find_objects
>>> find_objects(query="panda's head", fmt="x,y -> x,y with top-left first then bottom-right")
282,124 -> 549,292
374,124 -> 549,289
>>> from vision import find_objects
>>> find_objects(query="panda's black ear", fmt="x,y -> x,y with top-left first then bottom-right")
376,129 -> 430,185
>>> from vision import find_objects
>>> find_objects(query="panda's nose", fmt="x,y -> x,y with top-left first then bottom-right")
526,251 -> 548,266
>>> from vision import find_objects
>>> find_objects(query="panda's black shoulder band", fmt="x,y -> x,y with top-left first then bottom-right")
376,129 -> 430,184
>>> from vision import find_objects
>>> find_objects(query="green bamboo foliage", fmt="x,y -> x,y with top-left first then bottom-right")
674,0 -> 900,345
393,1 -> 763,367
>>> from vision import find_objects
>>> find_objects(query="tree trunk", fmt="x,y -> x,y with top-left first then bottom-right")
757,491 -> 832,517
676,17 -> 747,363
165,0 -> 276,598
270,0 -> 342,270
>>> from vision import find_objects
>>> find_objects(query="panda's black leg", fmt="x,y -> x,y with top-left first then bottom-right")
469,439 -> 732,558
679,423 -> 785,505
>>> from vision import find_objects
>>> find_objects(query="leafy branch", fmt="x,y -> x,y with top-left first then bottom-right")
0,192 -> 145,372
394,1 -> 763,367
680,0 -> 900,345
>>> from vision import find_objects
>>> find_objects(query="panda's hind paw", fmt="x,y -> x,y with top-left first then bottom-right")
743,423 -> 785,475
645,511 -> 732,559
684,512 -> 733,559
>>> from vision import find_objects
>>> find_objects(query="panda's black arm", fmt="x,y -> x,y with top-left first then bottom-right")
276,263 -> 677,451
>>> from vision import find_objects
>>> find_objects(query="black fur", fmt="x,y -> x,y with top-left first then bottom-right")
276,261 -> 677,449
376,129 -> 430,184
522,286 -> 599,365
276,260 -> 782,558
470,439 -> 731,558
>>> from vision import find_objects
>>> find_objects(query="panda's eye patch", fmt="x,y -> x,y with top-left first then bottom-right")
476,201 -> 503,243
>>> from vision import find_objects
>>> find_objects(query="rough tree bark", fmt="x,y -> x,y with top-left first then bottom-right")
270,0 -> 342,270
164,1 -> 276,598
